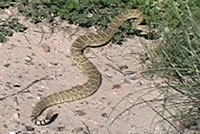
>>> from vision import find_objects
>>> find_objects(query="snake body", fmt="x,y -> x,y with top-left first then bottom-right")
31,9 -> 149,125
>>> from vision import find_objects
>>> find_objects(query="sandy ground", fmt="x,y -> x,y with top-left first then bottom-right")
0,9 -> 164,134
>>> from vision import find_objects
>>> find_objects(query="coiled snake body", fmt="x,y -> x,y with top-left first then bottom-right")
31,9 -> 150,125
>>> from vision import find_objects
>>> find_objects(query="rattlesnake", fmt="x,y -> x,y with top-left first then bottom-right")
31,9 -> 151,125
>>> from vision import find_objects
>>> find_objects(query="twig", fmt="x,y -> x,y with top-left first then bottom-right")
82,121 -> 91,134
108,86 -> 159,122
141,98 -> 184,134
109,98 -> 164,126
106,63 -> 125,75
23,33 -> 32,46
38,27 -> 45,45
0,76 -> 49,101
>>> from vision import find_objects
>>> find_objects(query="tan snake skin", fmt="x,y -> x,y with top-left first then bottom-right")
31,9 -> 150,125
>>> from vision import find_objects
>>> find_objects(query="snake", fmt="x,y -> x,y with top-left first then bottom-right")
31,9 -> 151,125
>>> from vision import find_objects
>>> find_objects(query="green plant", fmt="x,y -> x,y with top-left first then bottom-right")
0,0 -> 156,44
147,0 -> 200,132
17,0 -> 155,44
0,18 -> 27,43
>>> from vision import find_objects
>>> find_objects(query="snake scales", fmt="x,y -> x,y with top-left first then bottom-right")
31,9 -> 150,125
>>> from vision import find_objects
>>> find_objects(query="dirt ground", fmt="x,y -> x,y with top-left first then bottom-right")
0,9 -> 164,134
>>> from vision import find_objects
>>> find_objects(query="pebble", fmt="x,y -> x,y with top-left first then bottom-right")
101,113 -> 108,118
74,110 -> 86,116
13,113 -> 20,120
57,126 -> 65,131
41,44 -> 50,53
25,56 -> 33,65
3,124 -> 8,128
112,84 -> 121,89
3,63 -> 10,67
25,125 -> 34,131
13,83 -> 21,87
25,56 -> 32,62
36,96 -> 41,100
119,65 -> 128,70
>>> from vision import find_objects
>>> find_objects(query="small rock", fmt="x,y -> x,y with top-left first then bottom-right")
57,126 -> 65,131
112,84 -> 121,89
119,65 -> 128,70
3,124 -> 8,128
37,95 -> 42,100
101,113 -> 108,118
3,63 -> 10,67
13,113 -> 20,120
13,83 -> 20,88
50,62 -> 58,66
25,56 -> 33,65
32,52 -> 36,56
74,110 -> 86,116
25,56 -> 32,62
41,44 -> 50,53
25,125 -> 34,131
